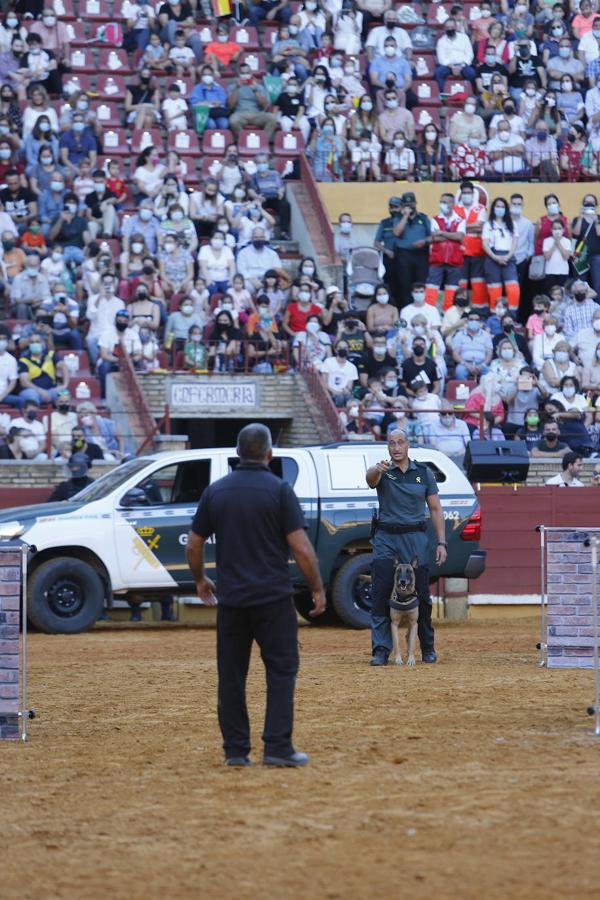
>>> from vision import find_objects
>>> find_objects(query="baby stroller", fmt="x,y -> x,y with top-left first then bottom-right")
347,247 -> 382,313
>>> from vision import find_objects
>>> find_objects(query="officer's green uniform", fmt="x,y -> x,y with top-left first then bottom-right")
370,459 -> 438,659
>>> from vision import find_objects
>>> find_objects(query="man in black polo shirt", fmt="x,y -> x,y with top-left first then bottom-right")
187,423 -> 325,768
400,338 -> 440,396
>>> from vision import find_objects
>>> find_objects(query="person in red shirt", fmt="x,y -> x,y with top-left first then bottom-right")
106,159 -> 128,207
282,283 -> 322,337
204,23 -> 242,72
19,218 -> 48,256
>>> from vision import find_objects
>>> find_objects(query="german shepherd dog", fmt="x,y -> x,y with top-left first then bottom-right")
390,558 -> 419,666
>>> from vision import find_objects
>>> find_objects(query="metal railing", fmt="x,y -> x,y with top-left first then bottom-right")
119,352 -> 164,454
299,153 -> 339,261
353,404 -> 486,442
296,346 -> 344,441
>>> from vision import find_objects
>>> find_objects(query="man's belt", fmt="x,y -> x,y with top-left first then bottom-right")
375,520 -> 427,535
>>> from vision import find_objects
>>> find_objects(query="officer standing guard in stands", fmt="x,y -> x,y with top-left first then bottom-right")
366,428 -> 447,666
187,423 -> 325,768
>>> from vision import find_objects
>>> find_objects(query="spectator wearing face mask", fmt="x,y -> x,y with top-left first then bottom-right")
189,178 -> 225,240
475,40 -> 509,96
159,202 -> 197,253
43,388 -> 77,450
319,339 -> 358,406
434,17 -> 476,91
525,121 -> 559,180
429,400 -> 471,459
292,312 -> 331,366
249,154 -> 291,240
489,336 -> 526,399
358,334 -> 397,388
449,134 -> 489,181
426,192 -> 466,311
448,99 -> 487,148
410,379 -> 442,432
13,397 -> 47,454
482,197 -> 520,313
86,274 -> 127,366
274,78 -> 310,144
48,452 -> 95,501
30,8 -> 70,67
159,235 -> 194,296
401,338 -> 440,396
526,295 -> 551,342
271,22 -> 310,83
573,307 -> 600,370
542,218 -> 572,295
83,169 -> 117,240
534,192 -> 569,255
507,40 -> 546,103
0,426 -> 43,460
452,311 -> 493,381
375,88 -> 416,146
441,290 -> 470,341
128,284 -> 161,333
515,405 -> 544,449
39,285 -> 81,350
190,65 -> 229,130
551,374 -> 589,413
9,250 -> 50,318
18,332 -> 69,406
571,195 -> 600,297
197,230 -> 235,296
454,180 -> 489,312
401,283 -> 442,330
166,296 -> 203,350
369,37 -> 413,94
47,193 -> 90,266
97,309 -> 142,397
183,323 -> 207,371
227,62 -> 278,140
334,213 -> 359,266
236,227 -> 282,290
486,117 -> 525,179
366,284 -> 399,334
392,192 -> 431,295
531,313 -> 561,370
492,312 -> 532,361
58,113 -> 97,174
541,339 -> 580,393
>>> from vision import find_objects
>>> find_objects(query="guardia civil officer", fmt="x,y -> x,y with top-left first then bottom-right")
366,428 -> 447,666
187,423 -> 325,768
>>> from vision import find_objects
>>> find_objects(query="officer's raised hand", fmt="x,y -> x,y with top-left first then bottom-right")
375,459 -> 391,473
366,459 -> 391,488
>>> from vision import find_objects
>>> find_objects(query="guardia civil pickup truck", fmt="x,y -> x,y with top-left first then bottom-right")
0,443 -> 485,634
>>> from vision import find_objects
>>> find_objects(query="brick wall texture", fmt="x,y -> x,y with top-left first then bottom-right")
547,530 -> 600,669
0,546 -> 21,739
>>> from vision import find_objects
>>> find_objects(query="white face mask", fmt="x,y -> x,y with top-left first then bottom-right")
373,346 -> 386,357
376,293 -> 389,304
545,324 -> 556,336
412,291 -> 425,305
439,202 -> 451,215
361,102 -> 373,112
425,129 -> 437,141
464,103 -> 476,115
498,130 -> 510,143
501,348 -> 514,360
393,138 -> 405,148
547,202 -> 559,216
131,242 -> 144,254
461,193 -> 473,207
306,320 -> 320,334
384,46 -> 396,57
563,385 -> 576,398
298,290 -> 311,303
19,436 -> 39,457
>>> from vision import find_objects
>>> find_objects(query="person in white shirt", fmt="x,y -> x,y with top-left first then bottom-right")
293,315 -> 331,367
168,30 -> 196,75
319,339 -> 358,406
401,284 -> 442,330
574,309 -> 600,369
532,316 -> 562,371
161,83 -> 188,131
550,375 -> 589,413
0,335 -> 19,407
434,17 -> 475,91
430,400 -> 471,458
43,388 -> 78,450
482,197 -> 520,313
410,381 -> 442,433
12,398 -> 47,454
542,219 -> 572,284
486,119 -> 525,177
578,17 -> 600,65
366,11 -> 413,61
236,227 -> 282,290
545,451 -> 585,486
197,233 -> 235,294
85,274 -> 126,366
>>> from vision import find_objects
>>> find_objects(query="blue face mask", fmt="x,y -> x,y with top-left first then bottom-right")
322,125 -> 334,136
537,130 -> 548,141
257,162 -> 269,173
494,206 -> 506,218
467,320 -> 480,333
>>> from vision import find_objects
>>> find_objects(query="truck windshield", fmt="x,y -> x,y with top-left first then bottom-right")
70,458 -> 154,503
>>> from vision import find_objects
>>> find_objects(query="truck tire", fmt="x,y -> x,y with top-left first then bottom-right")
28,558 -> 105,634
331,553 -> 373,630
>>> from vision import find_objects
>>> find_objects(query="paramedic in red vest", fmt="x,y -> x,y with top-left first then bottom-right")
425,192 -> 466,312
454,180 -> 488,313
18,329 -> 69,406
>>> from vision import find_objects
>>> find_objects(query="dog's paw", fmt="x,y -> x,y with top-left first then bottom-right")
394,656 -> 403,666
406,656 -> 416,667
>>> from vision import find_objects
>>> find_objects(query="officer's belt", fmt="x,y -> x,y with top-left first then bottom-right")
376,521 -> 427,535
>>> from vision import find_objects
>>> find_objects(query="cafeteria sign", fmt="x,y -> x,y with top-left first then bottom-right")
170,381 -> 258,413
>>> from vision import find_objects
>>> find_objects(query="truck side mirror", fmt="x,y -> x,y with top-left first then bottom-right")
120,487 -> 151,508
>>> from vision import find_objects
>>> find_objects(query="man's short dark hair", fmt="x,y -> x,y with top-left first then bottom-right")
562,452 -> 582,471
237,423 -> 272,462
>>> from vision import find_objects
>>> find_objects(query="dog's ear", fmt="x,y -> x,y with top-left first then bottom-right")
411,556 -> 418,570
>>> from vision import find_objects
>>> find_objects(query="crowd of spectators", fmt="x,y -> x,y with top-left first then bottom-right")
332,185 -> 600,471
0,1 -> 600,479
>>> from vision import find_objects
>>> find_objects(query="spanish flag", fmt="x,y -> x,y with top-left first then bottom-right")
212,0 -> 232,16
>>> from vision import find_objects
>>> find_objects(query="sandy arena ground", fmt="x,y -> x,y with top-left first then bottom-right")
2,617 -> 600,900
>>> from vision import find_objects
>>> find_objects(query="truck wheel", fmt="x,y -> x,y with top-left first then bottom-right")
28,558 -> 105,634
331,553 -> 373,630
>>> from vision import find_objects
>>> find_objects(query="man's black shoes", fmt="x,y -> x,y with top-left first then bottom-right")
369,651 -> 388,667
422,650 -> 438,663
225,756 -> 251,767
263,751 -> 308,767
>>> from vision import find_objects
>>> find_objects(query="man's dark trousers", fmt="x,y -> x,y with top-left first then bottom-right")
395,249 -> 429,305
371,558 -> 435,656
216,598 -> 299,759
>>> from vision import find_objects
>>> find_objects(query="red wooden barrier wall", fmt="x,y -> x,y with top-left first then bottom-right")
475,487 -> 600,595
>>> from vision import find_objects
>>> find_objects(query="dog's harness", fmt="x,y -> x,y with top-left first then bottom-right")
389,591 -> 419,613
